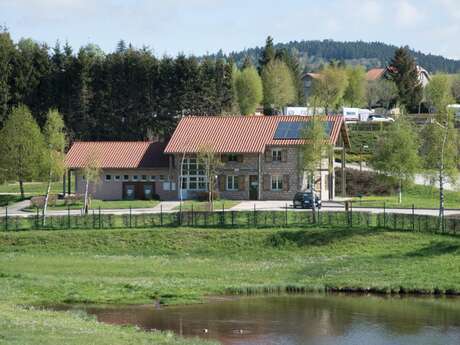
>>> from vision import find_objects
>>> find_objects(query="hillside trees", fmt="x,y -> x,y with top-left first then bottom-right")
0,29 -> 236,140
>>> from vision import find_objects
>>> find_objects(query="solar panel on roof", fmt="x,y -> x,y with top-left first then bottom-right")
273,121 -> 333,140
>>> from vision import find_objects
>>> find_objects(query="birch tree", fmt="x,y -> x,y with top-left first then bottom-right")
42,109 -> 67,224
197,144 -> 223,211
82,152 -> 101,214
300,117 -> 329,222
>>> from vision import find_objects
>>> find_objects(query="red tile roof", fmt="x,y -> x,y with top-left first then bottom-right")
65,141 -> 169,169
366,68 -> 386,81
164,115 -> 349,154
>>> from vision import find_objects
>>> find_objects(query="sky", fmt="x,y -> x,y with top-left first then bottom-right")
1,0 -> 459,59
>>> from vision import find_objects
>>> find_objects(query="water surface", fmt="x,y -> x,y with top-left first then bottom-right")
80,295 -> 460,345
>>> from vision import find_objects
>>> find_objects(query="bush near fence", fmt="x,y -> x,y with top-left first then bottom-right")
0,208 -> 458,236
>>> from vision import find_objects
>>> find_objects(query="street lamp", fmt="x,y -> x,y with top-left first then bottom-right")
430,119 -> 449,232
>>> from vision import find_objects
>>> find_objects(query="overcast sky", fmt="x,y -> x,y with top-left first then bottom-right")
1,0 -> 459,59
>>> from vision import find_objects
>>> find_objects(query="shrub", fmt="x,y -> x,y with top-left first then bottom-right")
64,194 -> 83,206
335,168 -> 398,196
30,195 -> 57,208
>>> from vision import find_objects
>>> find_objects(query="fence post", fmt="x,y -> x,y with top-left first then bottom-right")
129,206 -> 132,228
67,205 -> 70,229
253,204 -> 256,227
99,206 -> 101,229
285,203 -> 288,227
4,206 -> 7,231
350,201 -> 353,228
36,207 -> 39,230
383,202 -> 386,228
222,203 -> 225,226
191,204 -> 194,227
412,204 -> 415,232
160,204 -> 163,226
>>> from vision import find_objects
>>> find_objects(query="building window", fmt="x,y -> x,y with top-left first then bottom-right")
105,174 -> 112,181
159,175 -> 165,181
141,175 -> 147,181
114,175 -> 121,181
272,149 -> 282,162
180,156 -> 207,191
228,154 -> 238,162
123,175 -> 129,181
150,175 -> 157,181
227,175 -> 239,191
132,175 -> 139,181
271,175 -> 283,191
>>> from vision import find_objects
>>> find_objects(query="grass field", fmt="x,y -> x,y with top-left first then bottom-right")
23,199 -> 160,211
1,226 -> 459,344
353,184 -> 460,209
173,200 -> 240,211
0,181 -> 62,195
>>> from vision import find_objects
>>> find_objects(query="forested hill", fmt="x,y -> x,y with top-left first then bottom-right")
216,40 -> 460,73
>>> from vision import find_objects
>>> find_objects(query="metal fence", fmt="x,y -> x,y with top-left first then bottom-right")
1,206 -> 459,236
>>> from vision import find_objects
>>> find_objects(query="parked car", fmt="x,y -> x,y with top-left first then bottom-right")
368,115 -> 394,122
293,192 -> 321,209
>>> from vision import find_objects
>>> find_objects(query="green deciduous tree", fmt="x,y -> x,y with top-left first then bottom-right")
0,105 -> 47,198
343,66 -> 366,107
370,118 -> 420,203
261,60 -> 296,114
42,109 -> 67,223
310,65 -> 348,114
451,74 -> 460,103
365,79 -> 398,109
234,66 -> 263,115
388,47 -> 423,113
425,74 -> 454,115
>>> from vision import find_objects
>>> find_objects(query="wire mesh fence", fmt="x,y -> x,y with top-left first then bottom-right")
1,205 -> 458,236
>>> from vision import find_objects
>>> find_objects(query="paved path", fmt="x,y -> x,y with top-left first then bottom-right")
2,199 -> 458,218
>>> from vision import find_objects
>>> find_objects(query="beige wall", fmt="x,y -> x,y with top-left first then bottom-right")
74,168 -> 177,201
174,148 -> 334,201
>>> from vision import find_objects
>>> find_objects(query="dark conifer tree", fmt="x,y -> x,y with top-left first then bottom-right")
388,47 -> 423,112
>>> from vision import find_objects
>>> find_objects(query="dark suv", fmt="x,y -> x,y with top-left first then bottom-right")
293,192 -> 321,209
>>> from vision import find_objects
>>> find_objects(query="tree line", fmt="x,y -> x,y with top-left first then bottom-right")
0,28 -> 235,141
221,39 -> 460,74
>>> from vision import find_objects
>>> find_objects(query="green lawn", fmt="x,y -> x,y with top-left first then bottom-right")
1,226 -> 460,343
0,228 -> 460,345
23,199 -> 160,211
0,195 -> 22,207
0,181 -> 62,195
352,184 -> 460,209
174,200 -> 240,211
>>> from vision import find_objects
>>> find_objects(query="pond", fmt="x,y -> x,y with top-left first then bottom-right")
70,295 -> 460,345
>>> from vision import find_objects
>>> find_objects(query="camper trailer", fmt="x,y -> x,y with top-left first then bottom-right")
342,107 -> 373,122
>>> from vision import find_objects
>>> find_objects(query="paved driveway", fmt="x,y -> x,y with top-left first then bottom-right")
2,199 -> 460,218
